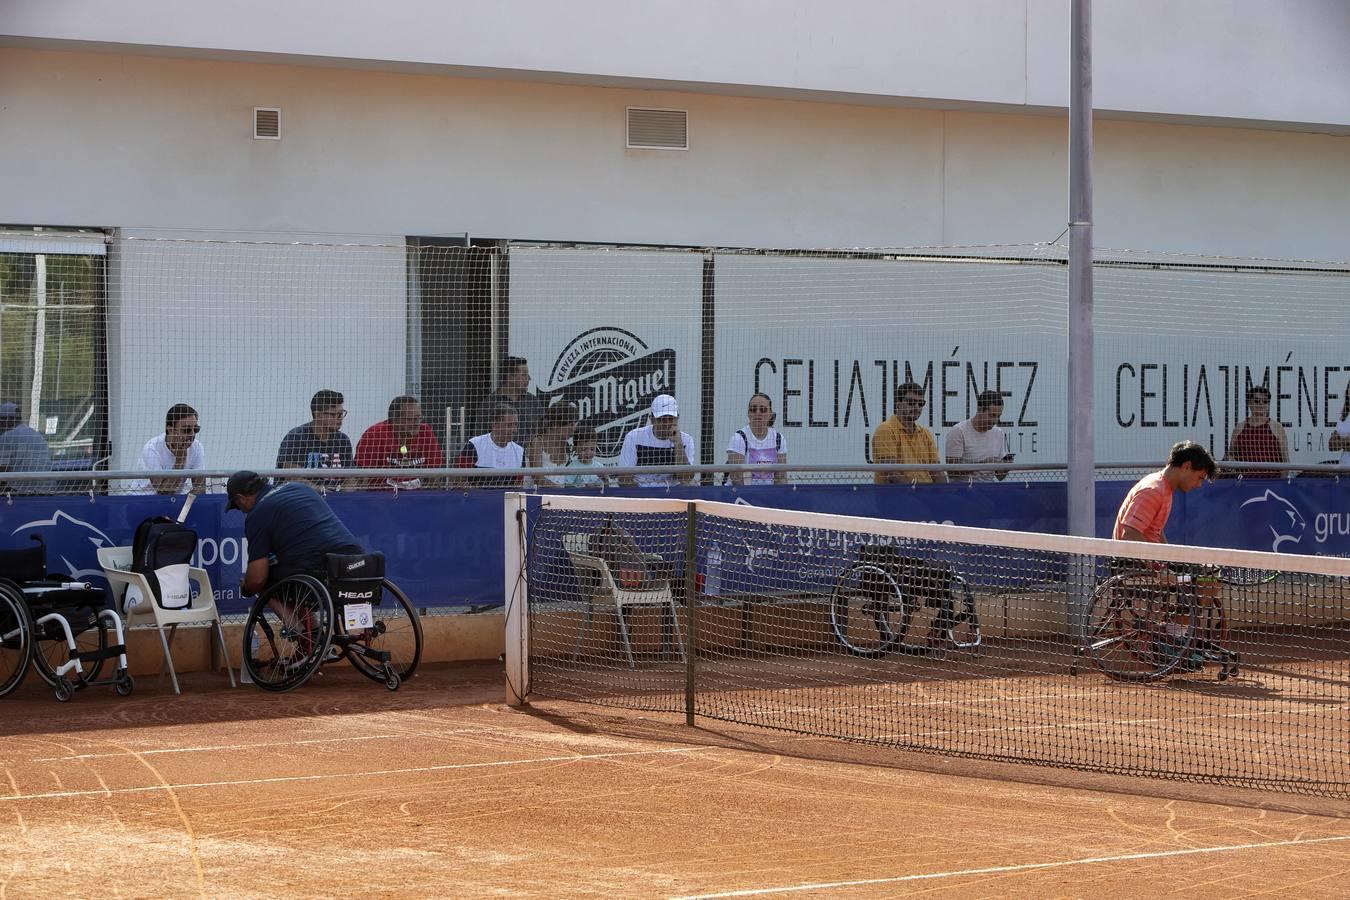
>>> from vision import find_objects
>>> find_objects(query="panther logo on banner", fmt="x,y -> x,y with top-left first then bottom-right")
1239,489 -> 1307,551
9,508 -> 115,582
541,327 -> 676,459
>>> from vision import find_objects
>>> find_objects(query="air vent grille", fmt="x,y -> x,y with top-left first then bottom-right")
254,107 -> 281,140
626,108 -> 688,150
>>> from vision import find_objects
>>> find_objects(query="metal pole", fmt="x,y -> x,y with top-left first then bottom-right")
1067,0 -> 1095,640
684,501 -> 698,726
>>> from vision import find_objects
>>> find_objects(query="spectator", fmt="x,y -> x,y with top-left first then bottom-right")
455,403 -> 524,488
473,356 -> 544,446
565,424 -> 607,488
1328,381 -> 1350,466
354,395 -> 445,490
276,389 -> 355,491
618,394 -> 696,487
1225,385 -> 1288,478
726,392 -> 787,485
872,382 -> 946,485
945,390 -> 1010,483
0,402 -> 53,495
526,402 -> 579,489
128,403 -> 206,495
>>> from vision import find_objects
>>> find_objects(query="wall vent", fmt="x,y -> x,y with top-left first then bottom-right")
254,107 -> 281,140
626,107 -> 688,150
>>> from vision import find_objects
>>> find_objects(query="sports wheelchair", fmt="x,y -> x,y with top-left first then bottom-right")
829,545 -> 981,658
1072,566 -> 1240,683
0,537 -> 132,702
241,551 -> 423,693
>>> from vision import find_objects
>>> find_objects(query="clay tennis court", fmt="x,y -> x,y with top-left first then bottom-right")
2,661 -> 1347,898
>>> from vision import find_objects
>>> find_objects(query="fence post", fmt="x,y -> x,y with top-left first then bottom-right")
684,501 -> 698,726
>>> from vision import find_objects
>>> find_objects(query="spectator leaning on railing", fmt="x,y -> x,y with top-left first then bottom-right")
618,394 -> 696,488
128,403 -> 205,495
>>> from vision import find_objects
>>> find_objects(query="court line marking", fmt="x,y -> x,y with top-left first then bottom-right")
0,746 -> 705,803
670,833 -> 1350,899
32,728 -> 508,762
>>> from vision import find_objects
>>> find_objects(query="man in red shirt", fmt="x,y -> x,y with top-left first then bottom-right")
1113,440 -> 1216,544
354,396 -> 445,490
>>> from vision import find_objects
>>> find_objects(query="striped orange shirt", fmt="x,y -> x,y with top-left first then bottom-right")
1113,470 -> 1173,543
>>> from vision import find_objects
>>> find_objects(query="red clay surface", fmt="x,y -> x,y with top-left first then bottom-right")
1,662 -> 1348,898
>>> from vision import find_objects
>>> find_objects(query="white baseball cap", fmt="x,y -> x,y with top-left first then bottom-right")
650,395 -> 678,419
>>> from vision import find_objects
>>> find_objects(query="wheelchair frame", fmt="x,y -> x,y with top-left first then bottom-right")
0,537 -> 133,702
240,565 -> 423,694
1072,568 -> 1240,683
829,554 -> 981,659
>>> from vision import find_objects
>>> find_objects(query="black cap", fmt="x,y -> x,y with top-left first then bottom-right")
224,470 -> 266,511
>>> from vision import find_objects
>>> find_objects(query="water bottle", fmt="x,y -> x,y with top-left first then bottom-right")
706,543 -> 723,598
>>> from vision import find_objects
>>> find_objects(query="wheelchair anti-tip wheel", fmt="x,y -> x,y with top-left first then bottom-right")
242,575 -> 334,693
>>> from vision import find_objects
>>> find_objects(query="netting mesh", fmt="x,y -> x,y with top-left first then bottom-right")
4,233 -> 1350,493
521,496 -> 1350,798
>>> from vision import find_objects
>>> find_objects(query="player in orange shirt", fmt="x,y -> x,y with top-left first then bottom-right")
1113,440 -> 1216,544
1111,440 -> 1218,671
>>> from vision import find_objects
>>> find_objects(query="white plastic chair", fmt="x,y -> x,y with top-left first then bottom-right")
563,532 -> 684,667
97,546 -> 237,694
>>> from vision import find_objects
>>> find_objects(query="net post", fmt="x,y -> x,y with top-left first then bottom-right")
504,491 -> 529,707
684,501 -> 698,726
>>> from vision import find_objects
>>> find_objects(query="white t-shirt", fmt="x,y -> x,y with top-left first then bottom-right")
619,424 -> 697,487
127,434 -> 205,494
726,427 -> 786,485
466,433 -> 524,469
945,419 -> 1005,482
1337,417 -> 1350,466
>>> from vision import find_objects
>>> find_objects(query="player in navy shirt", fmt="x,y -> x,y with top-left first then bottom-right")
225,470 -> 364,594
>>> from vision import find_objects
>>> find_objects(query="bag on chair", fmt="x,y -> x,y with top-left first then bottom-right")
131,516 -> 197,610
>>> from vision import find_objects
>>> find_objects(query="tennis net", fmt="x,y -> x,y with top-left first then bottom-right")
507,494 -> 1350,799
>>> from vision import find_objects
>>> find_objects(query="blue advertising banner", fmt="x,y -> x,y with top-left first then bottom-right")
1,477 -> 1346,614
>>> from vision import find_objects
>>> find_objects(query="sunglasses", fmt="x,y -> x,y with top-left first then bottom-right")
174,425 -> 201,434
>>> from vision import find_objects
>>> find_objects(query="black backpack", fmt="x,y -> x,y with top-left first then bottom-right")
131,515 -> 197,609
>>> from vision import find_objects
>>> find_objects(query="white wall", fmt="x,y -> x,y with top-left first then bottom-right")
105,233 -> 407,475
5,0 -> 1349,129
3,48 -> 1349,259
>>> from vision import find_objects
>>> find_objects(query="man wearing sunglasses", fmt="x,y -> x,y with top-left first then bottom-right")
872,382 -> 946,485
129,402 -> 205,495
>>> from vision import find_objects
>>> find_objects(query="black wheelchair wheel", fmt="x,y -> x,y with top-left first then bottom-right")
31,610 -> 107,690
0,582 -> 34,698
1084,571 -> 1197,682
343,579 -> 423,685
830,563 -> 902,657
242,575 -> 333,693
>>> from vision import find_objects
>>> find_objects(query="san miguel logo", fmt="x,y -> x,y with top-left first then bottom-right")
542,327 -> 676,458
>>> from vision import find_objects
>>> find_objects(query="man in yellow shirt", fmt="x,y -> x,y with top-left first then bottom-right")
872,382 -> 946,485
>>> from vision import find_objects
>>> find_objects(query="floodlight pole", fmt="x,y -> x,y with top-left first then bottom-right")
1068,0 -> 1094,640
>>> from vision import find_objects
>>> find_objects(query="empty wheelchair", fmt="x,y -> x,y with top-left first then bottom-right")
830,545 -> 981,658
241,551 -> 423,693
0,537 -> 132,701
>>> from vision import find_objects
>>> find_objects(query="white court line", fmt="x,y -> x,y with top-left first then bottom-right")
671,834 -> 1350,899
33,727 -> 504,762
0,746 -> 704,803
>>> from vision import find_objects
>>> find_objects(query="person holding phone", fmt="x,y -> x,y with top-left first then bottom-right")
945,390 -> 1010,482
